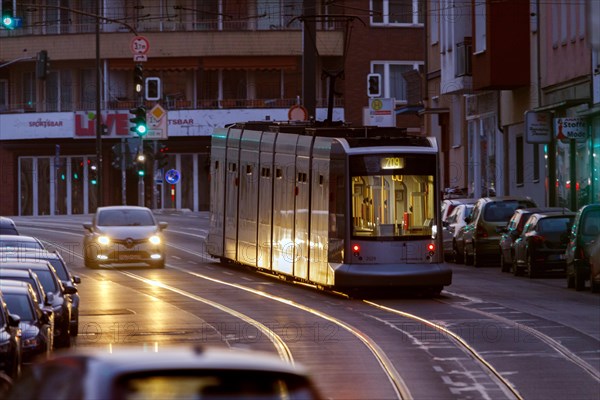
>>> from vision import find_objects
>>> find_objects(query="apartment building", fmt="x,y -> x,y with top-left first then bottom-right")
425,0 -> 599,208
0,0 -> 426,216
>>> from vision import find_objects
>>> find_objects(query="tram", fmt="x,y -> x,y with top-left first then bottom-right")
206,121 -> 452,294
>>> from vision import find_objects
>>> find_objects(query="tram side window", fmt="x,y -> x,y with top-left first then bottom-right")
351,174 -> 435,238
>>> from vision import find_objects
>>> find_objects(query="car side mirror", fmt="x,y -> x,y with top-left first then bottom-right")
63,286 -> 78,295
159,222 -> 168,230
45,292 -> 55,305
72,275 -> 81,284
83,223 -> 93,231
8,314 -> 20,328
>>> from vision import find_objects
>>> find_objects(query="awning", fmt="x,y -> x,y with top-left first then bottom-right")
202,56 -> 298,71
577,104 -> 600,117
395,105 -> 424,115
532,99 -> 590,112
418,107 -> 450,115
109,57 -> 201,71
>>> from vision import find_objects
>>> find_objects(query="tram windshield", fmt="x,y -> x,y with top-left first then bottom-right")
350,154 -> 437,239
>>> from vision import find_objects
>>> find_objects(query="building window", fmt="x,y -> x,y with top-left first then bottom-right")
516,136 -> 524,186
533,144 -> 540,182
371,61 -> 422,103
371,0 -> 424,26
474,0 -> 486,53
430,0 -> 439,44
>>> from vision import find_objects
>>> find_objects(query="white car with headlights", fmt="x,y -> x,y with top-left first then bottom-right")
83,206 -> 168,269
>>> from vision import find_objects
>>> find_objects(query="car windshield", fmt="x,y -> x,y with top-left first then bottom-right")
113,371 -> 317,400
31,270 -> 58,293
538,217 -> 573,233
350,154 -> 437,238
98,210 -> 155,227
484,201 -> 536,222
0,240 -> 42,250
581,209 -> 600,237
4,293 -> 34,322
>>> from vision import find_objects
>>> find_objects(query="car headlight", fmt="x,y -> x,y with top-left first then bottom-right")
97,235 -> 110,246
149,235 -> 161,245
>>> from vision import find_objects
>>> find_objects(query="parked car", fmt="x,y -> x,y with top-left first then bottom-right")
499,207 -> 570,273
83,206 -> 168,269
588,233 -> 600,293
442,203 -> 474,262
0,292 -> 21,381
7,346 -> 324,400
0,269 -> 56,323
0,218 -> 19,236
441,198 -> 476,225
1,250 -> 81,337
565,203 -> 600,291
0,235 -> 44,253
0,282 -> 53,363
512,211 -> 576,278
462,196 -> 537,267
0,261 -> 75,348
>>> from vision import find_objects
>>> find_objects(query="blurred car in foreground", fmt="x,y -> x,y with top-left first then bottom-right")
0,217 -> 19,235
0,235 -> 44,252
499,207 -> 570,273
566,203 -> 600,291
462,196 -> 537,267
7,346 -> 323,400
0,282 -> 53,363
83,206 -> 168,269
0,292 -> 21,381
1,250 -> 81,336
512,211 -> 575,278
0,261 -> 75,348
442,203 -> 474,262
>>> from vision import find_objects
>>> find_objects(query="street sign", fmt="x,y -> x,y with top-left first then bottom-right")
146,104 -> 168,139
165,169 -> 181,185
554,117 -> 586,142
525,111 -> 552,144
130,36 -> 150,55
133,54 -> 148,62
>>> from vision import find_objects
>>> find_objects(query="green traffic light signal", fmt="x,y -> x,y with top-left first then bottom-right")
1,1 -> 20,29
129,106 -> 147,137
138,169 -> 145,177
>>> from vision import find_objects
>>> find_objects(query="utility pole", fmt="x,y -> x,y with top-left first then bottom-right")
95,0 -> 102,207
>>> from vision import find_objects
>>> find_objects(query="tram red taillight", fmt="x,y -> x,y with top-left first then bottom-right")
427,243 -> 435,256
352,244 -> 360,256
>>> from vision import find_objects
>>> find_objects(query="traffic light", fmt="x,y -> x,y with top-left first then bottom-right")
111,143 -> 122,169
133,64 -> 144,93
36,50 -> 50,80
1,1 -> 20,29
156,143 -> 169,169
129,106 -> 147,136
367,73 -> 381,97
145,77 -> 161,101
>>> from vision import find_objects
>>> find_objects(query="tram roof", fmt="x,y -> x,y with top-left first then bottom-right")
228,121 -> 432,147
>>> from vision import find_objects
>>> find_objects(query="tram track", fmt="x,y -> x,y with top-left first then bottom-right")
16,221 -> 600,399
31,226 -> 411,399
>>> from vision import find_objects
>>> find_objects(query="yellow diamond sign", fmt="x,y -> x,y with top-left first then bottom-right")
150,104 -> 166,121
